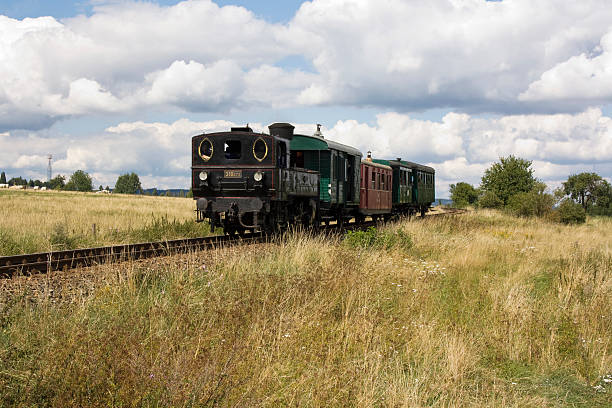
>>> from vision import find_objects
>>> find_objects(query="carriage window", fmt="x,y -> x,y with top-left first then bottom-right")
224,140 -> 241,159
381,172 -> 385,190
371,170 -> 376,189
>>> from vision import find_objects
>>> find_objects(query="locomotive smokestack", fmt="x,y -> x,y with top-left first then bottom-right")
313,123 -> 324,139
268,122 -> 294,139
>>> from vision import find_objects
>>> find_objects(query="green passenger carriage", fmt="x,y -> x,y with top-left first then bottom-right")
373,158 -> 435,216
289,125 -> 361,224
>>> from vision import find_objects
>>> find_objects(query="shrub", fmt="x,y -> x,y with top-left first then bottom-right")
507,183 -> 554,218
479,191 -> 504,209
558,199 -> 586,224
507,192 -> 535,217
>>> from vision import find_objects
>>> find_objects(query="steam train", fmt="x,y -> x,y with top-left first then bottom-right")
191,123 -> 435,234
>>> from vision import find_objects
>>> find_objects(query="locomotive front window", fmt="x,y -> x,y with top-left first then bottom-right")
199,138 -> 213,162
224,140 -> 241,159
253,137 -> 268,162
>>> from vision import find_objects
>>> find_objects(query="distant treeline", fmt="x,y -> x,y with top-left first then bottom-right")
0,170 -> 192,197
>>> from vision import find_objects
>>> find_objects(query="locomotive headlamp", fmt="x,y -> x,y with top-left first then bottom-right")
199,171 -> 208,181
254,171 -> 263,182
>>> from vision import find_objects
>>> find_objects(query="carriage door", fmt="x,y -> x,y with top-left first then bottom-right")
337,154 -> 346,204
346,155 -> 355,203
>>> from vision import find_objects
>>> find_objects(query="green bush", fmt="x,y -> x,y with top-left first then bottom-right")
344,226 -> 412,251
507,192 -> 534,217
507,184 -> 554,218
479,191 -> 504,209
558,199 -> 586,224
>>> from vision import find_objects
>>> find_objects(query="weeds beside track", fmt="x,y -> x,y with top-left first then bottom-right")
0,209 -> 466,278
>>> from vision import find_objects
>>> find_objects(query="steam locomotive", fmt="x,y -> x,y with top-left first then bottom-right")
191,123 -> 434,234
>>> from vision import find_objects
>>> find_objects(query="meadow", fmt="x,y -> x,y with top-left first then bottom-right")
0,209 -> 610,407
0,189 -> 209,256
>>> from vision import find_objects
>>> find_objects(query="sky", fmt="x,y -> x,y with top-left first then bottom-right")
1,0 -> 612,197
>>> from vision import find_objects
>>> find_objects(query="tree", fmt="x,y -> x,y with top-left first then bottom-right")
562,173 -> 604,211
449,182 -> 478,207
99,185 -> 103,191
114,172 -> 142,194
49,175 -> 66,190
65,170 -> 93,192
28,179 -> 34,187
480,156 -> 536,205
151,188 -> 158,196
186,188 -> 193,198
590,180 -> 612,216
0,171 -> 6,184
8,176 -> 27,186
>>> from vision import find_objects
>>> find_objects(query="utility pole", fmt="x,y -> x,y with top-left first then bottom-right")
47,154 -> 52,182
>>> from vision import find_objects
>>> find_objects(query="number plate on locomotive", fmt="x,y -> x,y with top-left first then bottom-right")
224,170 -> 242,178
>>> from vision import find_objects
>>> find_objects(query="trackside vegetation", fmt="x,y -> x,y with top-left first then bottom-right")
0,211 -> 610,406
451,156 -> 612,224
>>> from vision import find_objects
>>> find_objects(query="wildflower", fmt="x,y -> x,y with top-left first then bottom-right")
283,333 -> 290,338
593,384 -> 606,393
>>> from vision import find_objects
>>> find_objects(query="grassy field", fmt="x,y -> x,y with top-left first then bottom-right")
0,209 -> 610,406
0,189 -> 209,255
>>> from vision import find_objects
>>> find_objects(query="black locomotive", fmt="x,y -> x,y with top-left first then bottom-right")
191,122 -> 435,234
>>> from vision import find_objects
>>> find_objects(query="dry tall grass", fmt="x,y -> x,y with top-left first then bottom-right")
0,190 -> 207,255
0,210 -> 610,406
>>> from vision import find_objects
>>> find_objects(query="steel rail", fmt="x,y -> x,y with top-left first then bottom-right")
0,209 -> 466,278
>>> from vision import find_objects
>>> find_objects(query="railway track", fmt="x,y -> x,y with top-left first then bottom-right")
0,208 -> 466,278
